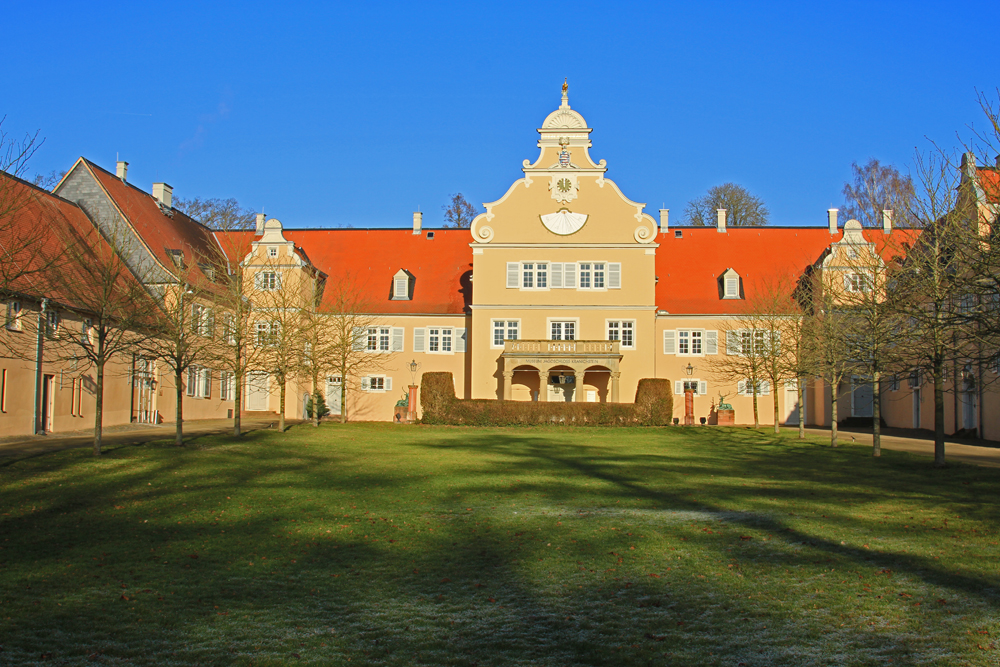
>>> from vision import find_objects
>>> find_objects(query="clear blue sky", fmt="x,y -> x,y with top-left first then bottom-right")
5,1 -> 997,228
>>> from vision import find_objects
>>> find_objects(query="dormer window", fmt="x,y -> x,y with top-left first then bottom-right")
166,249 -> 184,269
721,268 -> 742,299
198,263 -> 216,281
392,269 -> 412,301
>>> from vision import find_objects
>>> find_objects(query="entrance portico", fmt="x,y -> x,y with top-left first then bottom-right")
500,340 -> 622,402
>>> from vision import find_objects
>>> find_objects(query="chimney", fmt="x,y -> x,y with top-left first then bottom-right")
882,209 -> 893,234
717,208 -> 727,233
152,183 -> 173,209
116,161 -> 129,181
255,213 -> 266,235
828,208 -> 839,235
412,211 -> 423,235
659,208 -> 669,233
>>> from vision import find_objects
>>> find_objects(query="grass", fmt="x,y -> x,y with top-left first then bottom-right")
0,423 -> 998,666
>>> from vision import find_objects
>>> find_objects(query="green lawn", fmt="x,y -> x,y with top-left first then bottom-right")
1,424 -> 998,666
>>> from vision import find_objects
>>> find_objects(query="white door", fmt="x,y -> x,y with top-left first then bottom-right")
246,372 -> 269,411
851,377 -> 873,418
326,377 -> 342,415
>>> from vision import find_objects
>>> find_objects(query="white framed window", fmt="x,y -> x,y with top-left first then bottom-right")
267,246 -> 278,258
220,371 -> 235,401
492,320 -> 520,348
82,318 -> 95,346
200,368 -> 212,399
256,321 -> 280,347
607,320 -> 635,349
907,370 -> 921,388
721,269 -> 742,299
520,262 -> 548,289
256,271 -> 280,291
367,326 -> 390,352
45,310 -> 59,338
738,379 -> 770,396
665,329 -> 717,355
888,374 -> 900,392
5,301 -> 22,331
579,263 -> 592,289
361,375 -> 392,392
726,329 -> 775,356
428,327 -> 453,353
550,320 -> 576,341
222,314 -> 236,345
674,379 -> 708,395
392,270 -> 411,300
844,272 -> 870,293
192,304 -> 214,337
187,366 -> 211,398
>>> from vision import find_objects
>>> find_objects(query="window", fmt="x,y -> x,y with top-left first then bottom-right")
493,320 -> 519,348
607,320 -> 634,349
721,269 -> 741,299
82,318 -> 95,346
392,270 -> 411,300
257,271 -> 279,291
844,272 -> 870,293
428,327 -> 453,353
5,301 -> 21,331
579,263 -> 591,289
664,329 -> 717,355
256,321 -> 280,347
593,263 -> 605,289
738,379 -> 770,396
674,230 -> 683,238
550,321 -> 576,340
192,304 -> 214,337
673,379 -> 708,395
362,375 -> 392,392
738,330 -> 770,355
367,327 -> 390,352
221,371 -> 235,401
888,374 -> 900,392
222,314 -> 236,345
268,246 -> 278,258
908,370 -> 921,389
520,263 -> 547,289
186,366 -> 212,399
45,310 -> 59,338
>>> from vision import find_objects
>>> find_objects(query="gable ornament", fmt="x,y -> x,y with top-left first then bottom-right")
540,209 -> 588,235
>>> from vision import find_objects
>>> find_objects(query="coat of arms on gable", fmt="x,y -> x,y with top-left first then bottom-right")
549,174 -> 579,204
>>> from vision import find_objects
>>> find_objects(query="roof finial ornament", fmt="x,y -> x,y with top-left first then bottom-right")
560,78 -> 570,109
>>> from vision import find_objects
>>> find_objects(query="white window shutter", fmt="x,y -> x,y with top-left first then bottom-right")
506,262 -> 519,288
352,327 -> 365,351
663,330 -> 676,354
705,330 -> 718,355
254,273 -> 263,290
391,327 -> 404,352
361,377 -> 370,391
726,331 -> 740,355
385,376 -> 392,391
564,263 -> 577,288
455,328 -> 467,353
274,274 -> 282,290
413,327 -> 426,353
674,380 -> 683,395
551,263 -> 563,288
698,380 -> 707,395
608,263 -> 621,289
761,381 -> 770,395
737,380 -> 746,396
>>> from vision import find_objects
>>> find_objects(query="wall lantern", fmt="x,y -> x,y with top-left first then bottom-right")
685,363 -> 695,376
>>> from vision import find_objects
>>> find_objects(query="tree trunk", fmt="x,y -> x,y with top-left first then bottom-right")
934,358 -> 946,467
872,371 -> 881,457
772,388 -> 780,435
175,366 -> 184,447
797,379 -> 805,439
830,381 -> 839,448
312,372 -> 320,427
233,368 -> 243,437
278,375 -> 286,433
340,373 -> 347,424
752,390 -> 759,429
93,359 -> 105,456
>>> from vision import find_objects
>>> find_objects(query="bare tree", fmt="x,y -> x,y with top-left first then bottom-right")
318,275 -> 394,423
442,194 -> 476,229
685,183 -> 769,227
841,159 -> 916,228
714,280 -> 797,433
174,197 -> 256,231
43,220 -> 154,455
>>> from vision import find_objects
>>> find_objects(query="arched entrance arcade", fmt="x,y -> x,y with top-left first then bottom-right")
500,340 -> 622,403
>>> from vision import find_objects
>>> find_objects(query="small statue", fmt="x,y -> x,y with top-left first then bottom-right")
717,391 -> 733,411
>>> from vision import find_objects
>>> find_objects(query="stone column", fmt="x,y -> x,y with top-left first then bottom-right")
407,384 -> 418,422
572,367 -> 585,402
502,371 -> 514,401
610,371 -> 621,403
537,370 -> 548,402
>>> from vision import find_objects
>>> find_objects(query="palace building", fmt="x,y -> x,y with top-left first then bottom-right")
1,84 -> 997,439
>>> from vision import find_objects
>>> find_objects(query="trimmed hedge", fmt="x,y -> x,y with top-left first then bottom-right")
420,372 -> 673,426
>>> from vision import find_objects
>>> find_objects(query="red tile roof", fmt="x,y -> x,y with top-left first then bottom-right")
218,229 -> 473,315
653,226 -> 919,314
84,160 -> 223,287
0,172 -> 151,313
978,168 -> 1000,204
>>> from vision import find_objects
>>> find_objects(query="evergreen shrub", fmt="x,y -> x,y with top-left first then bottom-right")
420,372 -> 673,426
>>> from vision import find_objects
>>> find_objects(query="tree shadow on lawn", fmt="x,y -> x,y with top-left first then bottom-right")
0,424 -> 996,665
